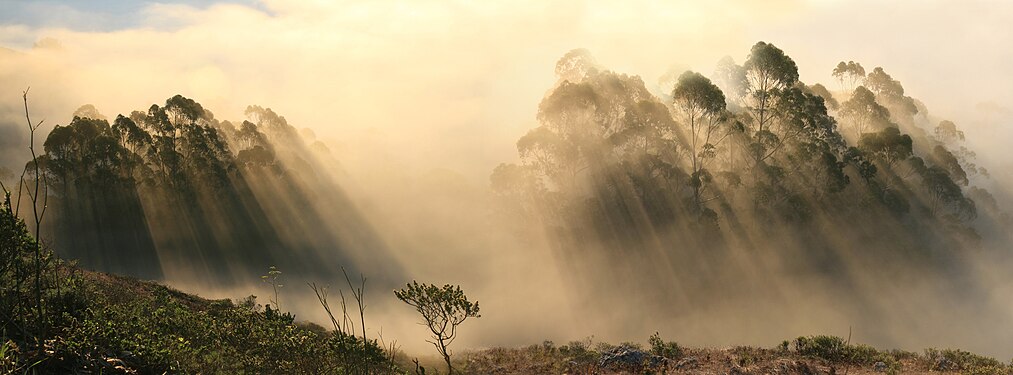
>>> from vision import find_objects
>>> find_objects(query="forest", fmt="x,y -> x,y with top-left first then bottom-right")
490,43 -> 1008,316
4,95 -> 402,286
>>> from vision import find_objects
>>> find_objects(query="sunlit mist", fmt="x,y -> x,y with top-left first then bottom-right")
1,0 -> 1012,361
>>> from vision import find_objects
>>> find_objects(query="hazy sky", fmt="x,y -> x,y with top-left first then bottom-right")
1,0 -> 1010,181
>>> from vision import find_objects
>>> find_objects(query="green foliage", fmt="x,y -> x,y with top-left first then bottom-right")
832,60 -> 866,91
395,281 -> 480,374
865,67 -> 919,116
559,338 -> 596,360
791,335 -> 956,374
865,67 -> 905,97
924,348 -> 1011,375
778,340 -> 790,352
841,86 -> 891,137
859,127 -> 913,164
793,335 -> 844,361
0,191 -> 60,340
793,335 -> 879,364
498,43 -> 990,274
921,166 -> 976,219
647,332 -> 682,359
34,93 -> 367,284
394,282 -> 481,331
672,71 -> 726,115
4,271 -> 401,374
744,41 -> 800,88
807,83 -> 839,110
2,195 -> 400,373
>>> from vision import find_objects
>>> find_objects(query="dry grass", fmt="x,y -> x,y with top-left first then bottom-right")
456,342 -> 987,375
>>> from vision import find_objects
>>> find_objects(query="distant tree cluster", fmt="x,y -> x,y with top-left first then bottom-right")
22,95 -> 369,284
492,41 -> 1004,303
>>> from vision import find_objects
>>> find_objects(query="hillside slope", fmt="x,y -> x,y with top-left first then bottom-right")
1,267 -> 401,374
2,266 -> 1011,374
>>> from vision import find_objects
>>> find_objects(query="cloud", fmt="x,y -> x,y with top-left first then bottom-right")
0,0 -> 804,162
1,1 -> 1008,172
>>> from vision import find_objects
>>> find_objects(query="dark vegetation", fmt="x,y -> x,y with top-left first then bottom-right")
14,94 -> 397,285
2,170 -> 405,373
1,94 -> 408,373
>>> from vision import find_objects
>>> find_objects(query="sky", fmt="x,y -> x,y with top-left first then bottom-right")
0,0 -> 263,31
1,0 -> 1011,181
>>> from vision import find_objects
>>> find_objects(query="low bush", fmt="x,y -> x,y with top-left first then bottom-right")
793,335 -> 882,365
648,332 -> 682,359
925,348 -> 1009,375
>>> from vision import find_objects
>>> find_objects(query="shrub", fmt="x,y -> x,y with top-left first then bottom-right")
794,335 -> 850,362
648,332 -> 682,359
395,281 -> 480,375
793,335 -> 881,365
925,348 -> 1009,374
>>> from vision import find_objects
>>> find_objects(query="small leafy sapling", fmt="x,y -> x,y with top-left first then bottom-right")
395,282 -> 480,375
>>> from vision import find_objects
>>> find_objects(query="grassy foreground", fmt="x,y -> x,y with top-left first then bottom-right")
1,269 -> 401,374
2,267 -> 1012,374
458,337 -> 1012,374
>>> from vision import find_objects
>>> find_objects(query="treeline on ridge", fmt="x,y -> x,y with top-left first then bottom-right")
490,42 -> 1009,308
18,96 -> 395,284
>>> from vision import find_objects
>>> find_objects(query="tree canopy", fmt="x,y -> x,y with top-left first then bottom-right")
492,41 -> 999,309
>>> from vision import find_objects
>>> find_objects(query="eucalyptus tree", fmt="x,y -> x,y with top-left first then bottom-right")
934,120 -> 964,144
930,145 -> 968,186
859,127 -> 913,168
517,103 -> 583,190
711,56 -> 748,107
807,83 -> 838,111
671,71 -> 734,206
920,165 -> 975,220
865,67 -> 905,97
39,115 -> 161,277
43,116 -> 143,191
857,126 -> 919,194
865,67 -> 918,119
933,120 -> 986,178
742,41 -> 799,166
743,42 -> 799,128
554,48 -> 598,84
840,86 -> 891,140
71,104 -> 106,121
832,60 -> 866,92
111,115 -> 153,161
771,87 -> 849,200
524,62 -> 677,193
245,105 -> 301,145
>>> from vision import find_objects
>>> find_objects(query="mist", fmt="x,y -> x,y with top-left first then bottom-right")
2,0 -> 1013,361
